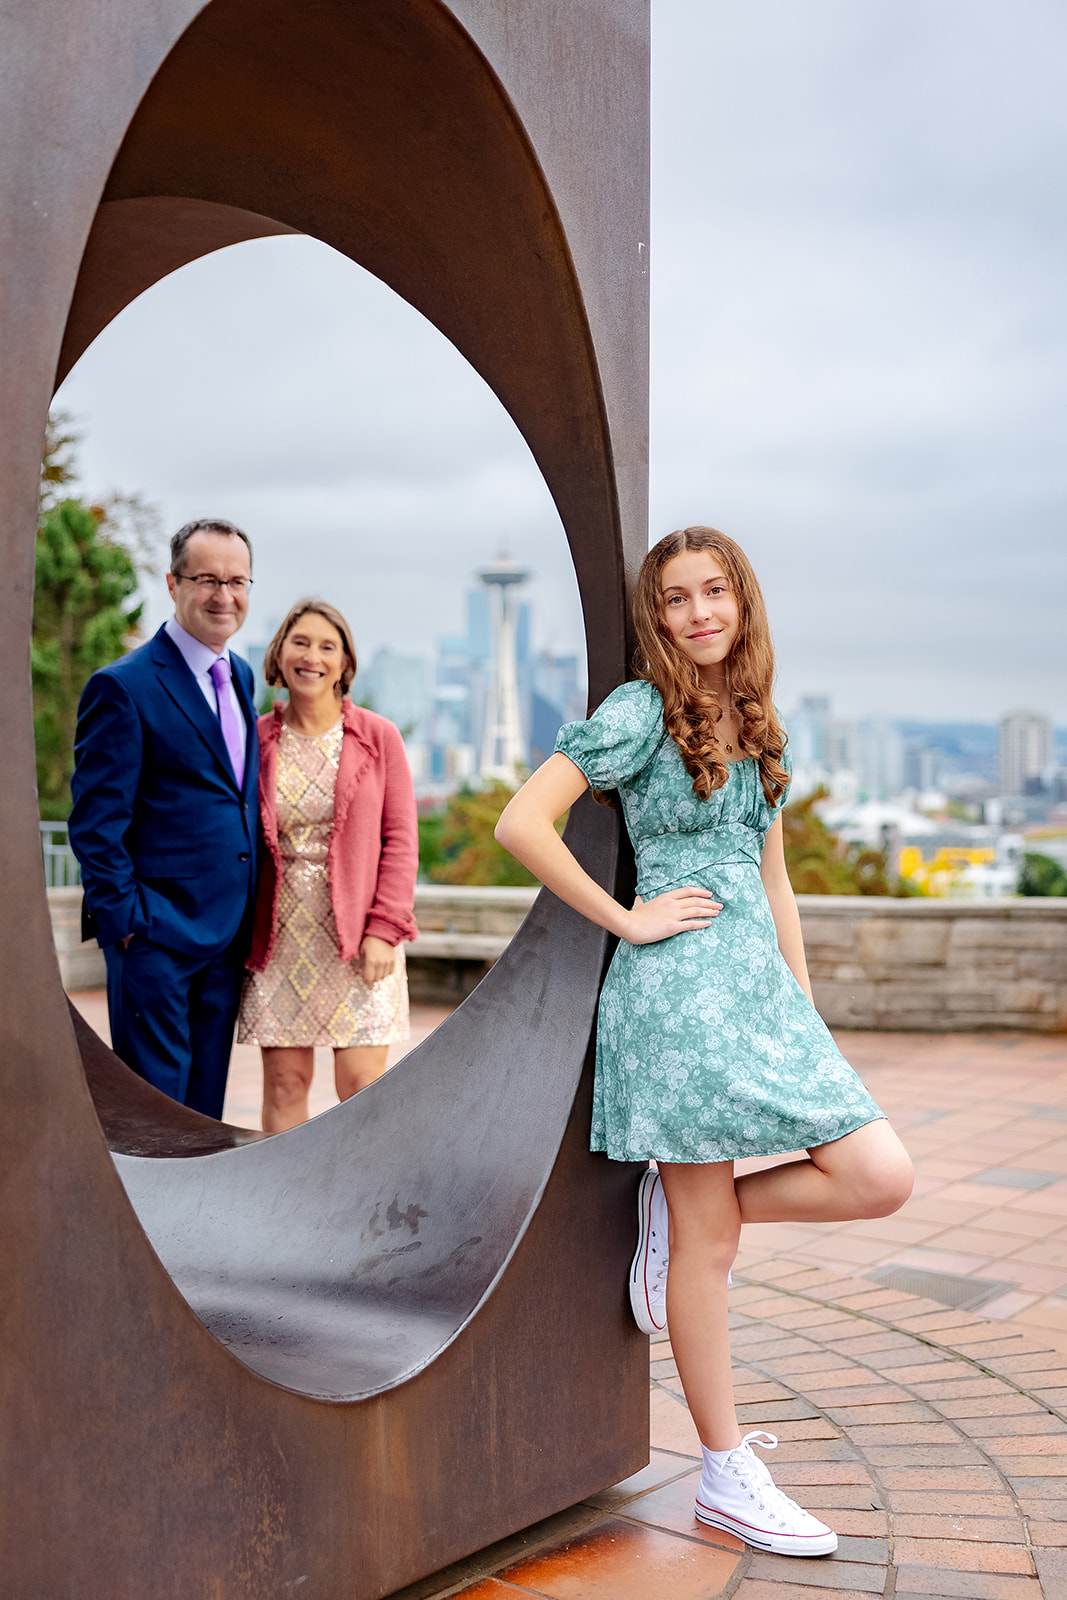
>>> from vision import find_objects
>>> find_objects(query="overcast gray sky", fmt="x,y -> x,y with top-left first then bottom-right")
57,0 -> 1067,722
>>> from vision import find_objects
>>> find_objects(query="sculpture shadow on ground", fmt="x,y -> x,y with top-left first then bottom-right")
0,1 -> 650,1594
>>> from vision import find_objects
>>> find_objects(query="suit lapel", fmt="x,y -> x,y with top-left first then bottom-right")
150,627 -> 239,788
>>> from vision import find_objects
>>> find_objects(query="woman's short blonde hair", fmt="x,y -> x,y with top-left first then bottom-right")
262,599 -> 358,699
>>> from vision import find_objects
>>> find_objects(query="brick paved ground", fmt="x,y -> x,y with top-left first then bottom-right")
384,1031 -> 1067,1600
67,1004 -> 1067,1596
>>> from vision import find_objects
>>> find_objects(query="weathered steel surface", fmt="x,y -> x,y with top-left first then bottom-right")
0,2 -> 649,1595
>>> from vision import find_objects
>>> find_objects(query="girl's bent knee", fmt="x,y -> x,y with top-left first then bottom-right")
860,1152 -> 914,1218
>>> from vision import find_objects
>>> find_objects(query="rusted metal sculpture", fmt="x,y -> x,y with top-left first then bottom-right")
0,1 -> 649,1594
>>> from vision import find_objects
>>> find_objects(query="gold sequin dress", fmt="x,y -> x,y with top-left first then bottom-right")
237,718 -> 409,1048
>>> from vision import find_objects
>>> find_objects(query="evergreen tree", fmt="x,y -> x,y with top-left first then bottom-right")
33,414 -> 152,818
33,500 -> 142,817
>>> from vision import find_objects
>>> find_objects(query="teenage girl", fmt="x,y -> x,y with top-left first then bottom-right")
496,526 -> 912,1556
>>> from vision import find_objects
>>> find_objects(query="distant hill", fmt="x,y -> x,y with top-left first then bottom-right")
898,722 -> 1067,765
897,722 -> 997,760
893,722 -> 1067,789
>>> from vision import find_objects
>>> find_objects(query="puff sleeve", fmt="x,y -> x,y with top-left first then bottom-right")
554,680 -> 667,789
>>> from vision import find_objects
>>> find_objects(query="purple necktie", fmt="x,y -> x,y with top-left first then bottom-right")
208,655 -> 244,785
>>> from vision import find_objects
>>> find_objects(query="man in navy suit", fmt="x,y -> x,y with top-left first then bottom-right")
69,518 -> 259,1119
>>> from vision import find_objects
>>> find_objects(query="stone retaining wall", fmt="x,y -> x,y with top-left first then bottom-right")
403,884 -> 539,1004
49,885 -> 1067,1031
797,896 -> 1067,1033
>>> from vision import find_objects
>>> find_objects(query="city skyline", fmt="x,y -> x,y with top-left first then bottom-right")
236,577 -> 1067,763
245,568 -> 586,798
239,575 -> 1065,811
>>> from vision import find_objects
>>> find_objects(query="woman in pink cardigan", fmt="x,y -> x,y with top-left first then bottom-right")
237,599 -> 418,1131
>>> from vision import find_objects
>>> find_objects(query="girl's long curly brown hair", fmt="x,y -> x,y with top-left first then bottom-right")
632,526 -> 789,805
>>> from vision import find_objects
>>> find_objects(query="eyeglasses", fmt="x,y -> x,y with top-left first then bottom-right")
172,573 -> 254,595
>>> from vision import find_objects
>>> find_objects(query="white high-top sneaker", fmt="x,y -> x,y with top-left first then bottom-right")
695,1431 -> 838,1556
629,1168 -> 668,1333
629,1168 -> 734,1335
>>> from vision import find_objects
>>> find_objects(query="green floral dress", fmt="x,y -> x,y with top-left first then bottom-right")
555,680 -> 884,1164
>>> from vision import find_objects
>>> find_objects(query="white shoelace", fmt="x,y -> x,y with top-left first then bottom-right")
721,1433 -> 810,1528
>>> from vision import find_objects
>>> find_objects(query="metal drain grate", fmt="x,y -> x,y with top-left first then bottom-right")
865,1264 -> 1015,1312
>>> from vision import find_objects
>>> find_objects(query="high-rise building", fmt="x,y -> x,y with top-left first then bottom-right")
785,698 -> 860,796
858,717 -> 904,799
478,554 -> 530,784
788,696 -> 830,768
355,648 -> 429,741
903,741 -> 942,793
529,651 -> 585,765
825,718 -> 858,775
464,587 -> 491,665
998,710 -> 1052,797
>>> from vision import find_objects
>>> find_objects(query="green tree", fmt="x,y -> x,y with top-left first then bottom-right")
33,413 -> 155,818
782,788 -> 890,896
416,810 -> 447,882
428,782 -> 539,887
420,781 -> 567,887
1018,853 -> 1067,897
33,500 -> 143,817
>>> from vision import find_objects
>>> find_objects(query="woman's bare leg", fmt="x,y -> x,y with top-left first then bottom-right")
261,1046 -> 315,1132
334,1044 -> 390,1100
735,1118 -> 914,1225
657,1160 -> 743,1450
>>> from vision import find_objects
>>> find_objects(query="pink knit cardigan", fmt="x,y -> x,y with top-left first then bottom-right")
247,700 -> 418,972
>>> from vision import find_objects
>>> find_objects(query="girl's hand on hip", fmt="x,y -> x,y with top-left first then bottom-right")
359,936 -> 396,984
623,887 -> 722,945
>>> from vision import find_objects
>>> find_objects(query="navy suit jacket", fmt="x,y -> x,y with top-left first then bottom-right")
69,625 -> 260,956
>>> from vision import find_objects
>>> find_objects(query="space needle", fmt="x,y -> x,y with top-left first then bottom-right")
478,553 -> 530,785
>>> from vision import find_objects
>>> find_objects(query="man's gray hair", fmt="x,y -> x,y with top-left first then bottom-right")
170,518 -> 253,574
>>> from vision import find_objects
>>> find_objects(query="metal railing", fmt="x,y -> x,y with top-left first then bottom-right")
40,821 -> 81,888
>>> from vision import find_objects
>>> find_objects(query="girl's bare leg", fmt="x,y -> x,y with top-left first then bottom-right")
261,1046 -> 315,1132
735,1118 -> 913,1226
656,1156 -> 845,1555
655,1122 -> 911,1449
334,1044 -> 390,1100
656,1160 -> 744,1450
